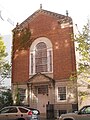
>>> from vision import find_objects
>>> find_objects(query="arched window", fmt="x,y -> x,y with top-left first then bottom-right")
30,37 -> 53,75
35,42 -> 47,73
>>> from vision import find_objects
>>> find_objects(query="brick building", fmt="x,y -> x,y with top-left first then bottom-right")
12,6 -> 78,118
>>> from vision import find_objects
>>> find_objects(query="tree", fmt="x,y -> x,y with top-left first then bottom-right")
75,20 -> 90,79
15,84 -> 20,105
74,20 -> 90,105
0,89 -> 13,108
0,36 -> 11,83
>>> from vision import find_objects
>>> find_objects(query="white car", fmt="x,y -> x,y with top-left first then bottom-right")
0,106 -> 38,120
59,105 -> 90,120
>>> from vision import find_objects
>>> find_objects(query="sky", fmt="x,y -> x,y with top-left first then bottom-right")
0,0 -> 90,87
0,0 -> 90,35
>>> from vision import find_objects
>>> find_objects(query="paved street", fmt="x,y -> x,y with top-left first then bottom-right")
40,118 -> 57,120
40,116 -> 58,120
40,118 -> 59,120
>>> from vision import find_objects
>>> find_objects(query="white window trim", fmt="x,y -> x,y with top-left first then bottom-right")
57,86 -> 67,102
29,37 -> 53,75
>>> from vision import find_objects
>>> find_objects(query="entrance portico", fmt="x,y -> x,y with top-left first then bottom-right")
27,73 -> 55,115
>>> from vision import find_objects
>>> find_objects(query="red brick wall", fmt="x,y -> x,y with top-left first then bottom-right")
12,13 -> 76,83
12,49 -> 29,84
53,27 -> 76,80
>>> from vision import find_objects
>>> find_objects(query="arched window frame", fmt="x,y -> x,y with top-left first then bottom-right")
29,37 -> 53,75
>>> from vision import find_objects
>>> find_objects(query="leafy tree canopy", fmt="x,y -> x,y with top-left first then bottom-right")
0,89 -> 13,108
75,20 -> 90,80
0,36 -> 11,83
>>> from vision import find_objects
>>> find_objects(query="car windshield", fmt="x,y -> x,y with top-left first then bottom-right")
79,106 -> 90,114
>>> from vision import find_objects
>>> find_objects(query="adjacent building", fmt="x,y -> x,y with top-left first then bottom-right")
12,6 -> 77,118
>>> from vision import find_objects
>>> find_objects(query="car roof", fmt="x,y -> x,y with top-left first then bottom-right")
82,105 -> 90,108
1,106 -> 30,110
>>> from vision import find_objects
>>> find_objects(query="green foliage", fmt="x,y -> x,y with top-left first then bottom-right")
13,24 -> 31,50
75,20 -> 90,76
69,72 -> 77,81
1,63 -> 11,79
0,36 -> 7,67
73,21 -> 90,102
15,84 -> 20,105
19,27 -> 31,46
78,91 -> 89,105
0,89 -> 13,109
0,36 -> 11,81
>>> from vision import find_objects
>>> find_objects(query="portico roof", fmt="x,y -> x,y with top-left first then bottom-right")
27,73 -> 55,84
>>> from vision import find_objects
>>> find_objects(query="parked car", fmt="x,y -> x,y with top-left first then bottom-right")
59,105 -> 90,120
0,106 -> 39,120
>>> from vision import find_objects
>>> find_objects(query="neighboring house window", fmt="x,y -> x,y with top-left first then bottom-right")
58,87 -> 66,100
30,37 -> 53,75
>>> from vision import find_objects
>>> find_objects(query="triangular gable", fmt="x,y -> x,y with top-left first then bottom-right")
28,73 -> 54,84
19,8 -> 72,27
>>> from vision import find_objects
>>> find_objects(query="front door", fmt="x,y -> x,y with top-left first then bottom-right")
37,85 -> 49,115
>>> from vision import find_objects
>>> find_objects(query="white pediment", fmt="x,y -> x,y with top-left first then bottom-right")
28,73 -> 51,84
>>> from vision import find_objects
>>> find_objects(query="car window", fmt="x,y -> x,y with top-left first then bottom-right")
81,106 -> 90,114
0,107 -> 18,114
19,107 -> 28,113
8,107 -> 18,113
84,107 -> 90,114
0,108 -> 10,114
